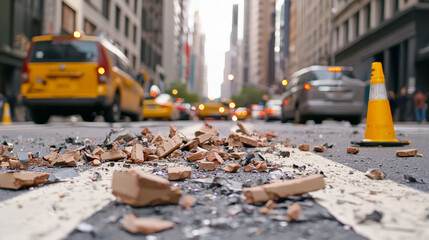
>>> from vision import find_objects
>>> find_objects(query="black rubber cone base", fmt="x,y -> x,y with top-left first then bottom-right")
351,140 -> 410,147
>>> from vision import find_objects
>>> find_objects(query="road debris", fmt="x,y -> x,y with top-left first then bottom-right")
121,214 -> 175,234
168,166 -> 192,180
0,171 -> 50,189
223,163 -> 240,173
365,169 -> 385,180
347,147 -> 359,154
286,203 -> 302,222
298,144 -> 310,151
112,170 -> 182,207
396,149 -> 418,157
181,195 -> 196,210
313,145 -> 326,152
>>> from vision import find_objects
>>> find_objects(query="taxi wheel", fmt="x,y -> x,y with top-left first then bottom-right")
81,112 -> 96,122
104,94 -> 121,122
30,107 -> 50,124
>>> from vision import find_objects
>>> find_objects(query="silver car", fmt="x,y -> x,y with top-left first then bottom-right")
265,99 -> 282,121
281,66 -> 366,124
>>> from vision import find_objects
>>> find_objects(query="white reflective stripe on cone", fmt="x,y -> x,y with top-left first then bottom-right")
369,83 -> 387,100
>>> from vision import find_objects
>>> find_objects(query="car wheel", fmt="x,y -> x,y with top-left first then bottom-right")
314,118 -> 323,124
104,93 -> 121,122
30,107 -> 50,124
81,112 -> 96,122
294,107 -> 306,124
281,110 -> 288,123
349,116 -> 361,125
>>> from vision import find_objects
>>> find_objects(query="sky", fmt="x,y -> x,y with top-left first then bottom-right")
189,0 -> 243,98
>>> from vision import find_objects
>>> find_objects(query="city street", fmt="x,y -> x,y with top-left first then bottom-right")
1,119 -> 429,240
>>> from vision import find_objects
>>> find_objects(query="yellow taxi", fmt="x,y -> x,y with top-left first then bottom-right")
197,98 -> 230,120
21,31 -> 144,124
143,92 -> 178,121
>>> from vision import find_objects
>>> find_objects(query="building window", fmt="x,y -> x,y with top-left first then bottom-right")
61,3 -> 76,34
134,0 -> 138,14
379,0 -> 385,23
84,19 -> 96,35
115,5 -> 121,30
133,25 -> 137,43
125,16 -> 129,37
365,3 -> 371,30
142,8 -> 147,31
132,55 -> 136,69
102,0 -> 110,19
354,12 -> 359,38
394,0 -> 399,13
344,20 -> 349,45
140,39 -> 146,63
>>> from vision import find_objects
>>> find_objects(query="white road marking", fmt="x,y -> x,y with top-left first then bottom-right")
265,148 -> 429,240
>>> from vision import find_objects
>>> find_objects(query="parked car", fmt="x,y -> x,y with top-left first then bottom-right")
251,104 -> 265,120
280,66 -> 365,124
233,107 -> 249,120
143,93 -> 178,120
197,98 -> 230,120
265,99 -> 282,121
21,32 -> 144,124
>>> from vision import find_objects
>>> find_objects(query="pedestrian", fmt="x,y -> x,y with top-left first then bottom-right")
388,90 -> 397,120
397,86 -> 408,122
414,90 -> 427,123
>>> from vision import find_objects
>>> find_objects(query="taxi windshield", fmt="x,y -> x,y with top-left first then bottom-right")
30,40 -> 98,63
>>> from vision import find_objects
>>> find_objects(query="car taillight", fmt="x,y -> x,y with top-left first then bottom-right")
97,43 -> 109,83
21,42 -> 34,83
161,105 -> 169,109
267,109 -> 276,114
283,100 -> 289,105
304,83 -> 311,90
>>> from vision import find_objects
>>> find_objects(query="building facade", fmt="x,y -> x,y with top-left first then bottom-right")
190,11 -> 206,98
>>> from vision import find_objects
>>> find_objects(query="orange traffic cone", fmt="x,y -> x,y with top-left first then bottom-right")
2,102 -> 12,125
352,62 -> 409,146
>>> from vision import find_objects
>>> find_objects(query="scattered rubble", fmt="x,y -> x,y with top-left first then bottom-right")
168,166 -> 192,180
365,169 -> 385,180
181,195 -> 196,210
347,147 -> 359,154
121,214 -> 175,234
396,149 -> 418,157
298,144 -> 310,152
223,163 -> 240,173
286,203 -> 302,222
313,146 -> 326,152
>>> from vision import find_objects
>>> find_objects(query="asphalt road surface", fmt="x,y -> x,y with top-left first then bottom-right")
1,119 -> 428,240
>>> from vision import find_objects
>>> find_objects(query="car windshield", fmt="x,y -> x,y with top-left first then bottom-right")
312,70 -> 355,80
30,40 -> 98,63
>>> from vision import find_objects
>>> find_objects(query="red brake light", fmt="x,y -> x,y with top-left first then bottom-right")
304,83 -> 311,90
21,42 -> 34,83
97,43 -> 109,83
283,100 -> 289,105
328,67 -> 342,72
267,109 -> 276,114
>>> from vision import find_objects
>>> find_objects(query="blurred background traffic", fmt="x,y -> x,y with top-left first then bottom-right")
0,0 -> 428,124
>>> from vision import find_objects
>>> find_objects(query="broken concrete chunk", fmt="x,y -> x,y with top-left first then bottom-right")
365,169 -> 384,180
298,144 -> 310,151
239,135 -> 258,147
243,174 -> 325,204
168,167 -> 192,180
286,203 -> 302,222
396,149 -> 418,157
0,171 -> 50,190
313,146 -> 326,152
101,147 -> 127,161
185,151 -> 207,162
223,163 -> 240,173
237,121 -> 252,136
347,147 -> 359,154
156,134 -> 182,159
181,195 -> 196,210
112,170 -> 182,207
121,214 -> 175,235
199,161 -> 216,171
131,144 -> 145,163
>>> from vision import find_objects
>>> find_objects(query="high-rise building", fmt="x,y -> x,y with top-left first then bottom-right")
333,0 -> 429,102
190,11 -> 206,98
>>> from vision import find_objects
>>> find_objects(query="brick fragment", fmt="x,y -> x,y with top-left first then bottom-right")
286,203 -> 302,222
200,122 -> 217,134
243,174 -> 325,204
0,171 -> 50,190
131,144 -> 145,163
258,207 -> 275,215
266,130 -> 277,141
199,161 -> 216,171
0,145 -> 7,155
170,150 -> 183,159
121,214 -> 175,235
223,163 -> 240,173
182,140 -> 198,152
101,147 -> 127,161
147,155 -> 159,161
265,200 -> 278,209
231,152 -> 247,159
347,147 -> 359,154
239,135 -> 258,147
396,149 -> 418,157
92,146 -> 105,156
168,166 -> 192,180
313,146 -> 326,152
195,132 -> 213,145
212,152 -> 224,168
156,134 -> 182,159
243,165 -> 256,172
151,134 -> 164,146
112,170 -> 182,207
298,144 -> 310,151
255,161 -> 268,171
186,151 -> 207,162
181,195 -> 196,210
169,125 -> 179,137
237,121 -> 252,136
365,169 -> 384,180
90,160 -> 101,166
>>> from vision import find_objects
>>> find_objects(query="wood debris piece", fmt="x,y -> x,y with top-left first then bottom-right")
286,203 -> 302,222
298,144 -> 310,151
223,163 -> 240,173
156,134 -> 182,159
0,171 -> 50,190
243,174 -> 325,204
347,147 -> 359,154
168,166 -> 192,180
121,214 -> 175,235
396,149 -> 418,157
112,170 -> 182,207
